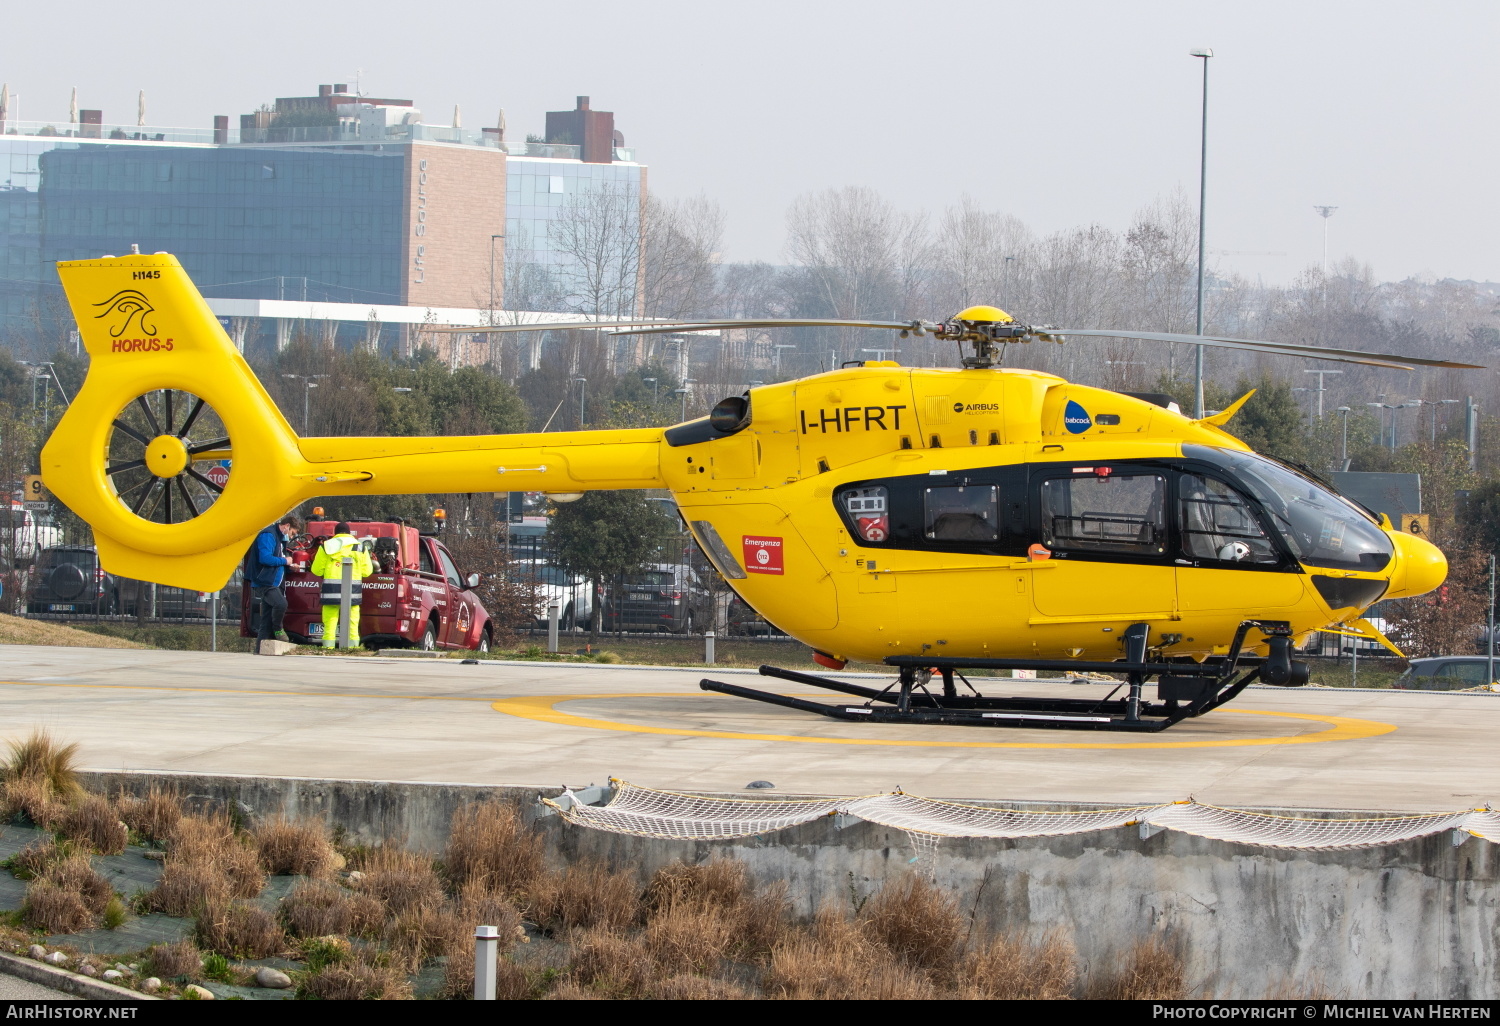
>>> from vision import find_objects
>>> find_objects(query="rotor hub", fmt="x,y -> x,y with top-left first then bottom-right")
144,434 -> 189,478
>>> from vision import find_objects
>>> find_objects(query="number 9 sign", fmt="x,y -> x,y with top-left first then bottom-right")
23,476 -> 48,503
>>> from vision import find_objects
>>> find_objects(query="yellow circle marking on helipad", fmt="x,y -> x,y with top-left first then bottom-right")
490,693 -> 1396,750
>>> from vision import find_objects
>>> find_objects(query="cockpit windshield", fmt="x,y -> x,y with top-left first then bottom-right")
1184,446 -> 1393,571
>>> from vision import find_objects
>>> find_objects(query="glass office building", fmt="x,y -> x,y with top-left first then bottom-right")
0,118 -> 645,352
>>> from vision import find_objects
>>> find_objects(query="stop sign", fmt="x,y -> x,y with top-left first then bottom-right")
206,465 -> 230,488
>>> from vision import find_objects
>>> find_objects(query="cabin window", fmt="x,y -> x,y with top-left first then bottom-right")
924,484 -> 999,541
1041,473 -> 1166,555
840,485 -> 890,543
1179,475 -> 1278,563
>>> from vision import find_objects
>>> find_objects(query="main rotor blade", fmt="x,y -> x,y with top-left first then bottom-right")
430,317 -> 928,336
606,319 -> 928,337
1053,329 -> 1483,371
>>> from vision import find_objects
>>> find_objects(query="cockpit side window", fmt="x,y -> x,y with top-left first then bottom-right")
1183,446 -> 1393,572
1179,474 -> 1279,564
1041,473 -> 1167,555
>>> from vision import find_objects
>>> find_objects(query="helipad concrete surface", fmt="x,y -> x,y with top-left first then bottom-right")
0,644 -> 1495,811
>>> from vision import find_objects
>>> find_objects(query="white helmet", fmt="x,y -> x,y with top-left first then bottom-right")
1217,541 -> 1251,562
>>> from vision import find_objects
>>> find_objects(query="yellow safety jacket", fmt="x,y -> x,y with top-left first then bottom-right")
309,533 -> 374,604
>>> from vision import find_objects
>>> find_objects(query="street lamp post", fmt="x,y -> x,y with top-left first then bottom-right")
282,374 -> 328,433
1336,406 -> 1351,468
488,234 -> 505,319
643,377 -> 658,404
1190,48 -> 1213,419
572,377 -> 587,429
673,385 -> 691,423
1301,369 -> 1342,419
1416,398 -> 1460,443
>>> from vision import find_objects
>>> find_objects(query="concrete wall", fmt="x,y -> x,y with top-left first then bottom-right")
81,770 -> 1498,999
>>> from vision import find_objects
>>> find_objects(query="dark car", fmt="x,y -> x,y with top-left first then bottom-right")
726,592 -> 782,636
599,564 -> 711,633
1393,657 -> 1498,691
27,546 -> 117,615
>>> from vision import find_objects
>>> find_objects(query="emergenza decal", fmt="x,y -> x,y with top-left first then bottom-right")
1064,400 -> 1093,434
799,406 -> 906,433
93,290 -> 157,338
742,535 -> 784,574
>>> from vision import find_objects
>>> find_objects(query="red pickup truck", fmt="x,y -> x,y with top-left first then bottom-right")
241,520 -> 493,652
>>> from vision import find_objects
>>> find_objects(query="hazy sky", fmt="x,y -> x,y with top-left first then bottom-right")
4,1 -> 1496,289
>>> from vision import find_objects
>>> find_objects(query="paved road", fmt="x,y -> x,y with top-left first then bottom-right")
0,973 -> 75,999
1,645 -> 1495,811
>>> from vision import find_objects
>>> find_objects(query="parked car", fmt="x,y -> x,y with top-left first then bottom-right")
726,592 -> 782,636
243,520 -> 492,651
1393,657 -> 1499,691
117,577 -> 237,619
598,564 -> 713,634
2,506 -> 64,566
513,559 -> 594,631
26,546 -> 118,614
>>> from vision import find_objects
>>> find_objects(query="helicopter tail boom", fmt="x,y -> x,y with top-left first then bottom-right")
41,254 -> 665,592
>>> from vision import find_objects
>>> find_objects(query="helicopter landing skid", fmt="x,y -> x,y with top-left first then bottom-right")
698,621 -> 1292,733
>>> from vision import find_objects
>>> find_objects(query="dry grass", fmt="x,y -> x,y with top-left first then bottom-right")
298,957 -> 414,1000
643,857 -> 751,915
2,776 -> 62,828
148,862 -> 233,917
166,814 -> 265,898
353,846 -> 444,915
116,785 -> 181,843
44,853 -> 114,913
652,975 -> 755,1000
763,903 -> 937,1000
385,902 -> 466,970
281,879 -> 355,938
859,875 -> 964,971
567,926 -> 657,998
144,940 -> 203,980
1086,936 -> 1187,1000
439,882 -> 527,998
443,801 -> 544,895
3,730 -> 81,796
196,900 -> 286,958
21,881 -> 95,934
6,839 -> 65,879
642,902 -> 736,975
57,793 -> 127,855
253,816 -> 339,876
960,932 -> 1078,999
528,859 -> 641,933
0,612 -> 147,649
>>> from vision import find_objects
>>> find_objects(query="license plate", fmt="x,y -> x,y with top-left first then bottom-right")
628,593 -> 653,602
307,622 -> 323,636
49,604 -> 75,612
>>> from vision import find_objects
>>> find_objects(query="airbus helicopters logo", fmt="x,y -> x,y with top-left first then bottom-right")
953,402 -> 1000,415
1064,400 -> 1093,434
93,290 -> 158,338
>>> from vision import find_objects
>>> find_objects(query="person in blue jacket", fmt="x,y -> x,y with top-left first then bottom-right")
248,517 -> 301,643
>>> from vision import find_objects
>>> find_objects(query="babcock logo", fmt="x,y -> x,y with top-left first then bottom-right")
1064,400 -> 1092,434
93,290 -> 157,338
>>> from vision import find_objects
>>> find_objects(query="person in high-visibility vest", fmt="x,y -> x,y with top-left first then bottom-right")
309,522 -> 374,648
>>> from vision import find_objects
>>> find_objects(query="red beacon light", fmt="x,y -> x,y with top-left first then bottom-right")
1094,466 -> 1113,478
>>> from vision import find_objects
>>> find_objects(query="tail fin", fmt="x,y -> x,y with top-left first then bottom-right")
42,255 -> 666,591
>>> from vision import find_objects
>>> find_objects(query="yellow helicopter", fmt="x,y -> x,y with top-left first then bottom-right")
40,254 -> 1475,732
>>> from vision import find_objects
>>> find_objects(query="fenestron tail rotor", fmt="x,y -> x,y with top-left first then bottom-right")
107,389 -> 230,525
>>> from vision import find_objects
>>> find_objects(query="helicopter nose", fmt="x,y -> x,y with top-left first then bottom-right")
1383,529 -> 1448,600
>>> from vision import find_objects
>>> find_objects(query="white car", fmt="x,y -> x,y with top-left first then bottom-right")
2,506 -> 64,565
513,559 -> 595,631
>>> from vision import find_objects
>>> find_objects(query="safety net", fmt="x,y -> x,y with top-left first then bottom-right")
546,781 -> 1496,851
